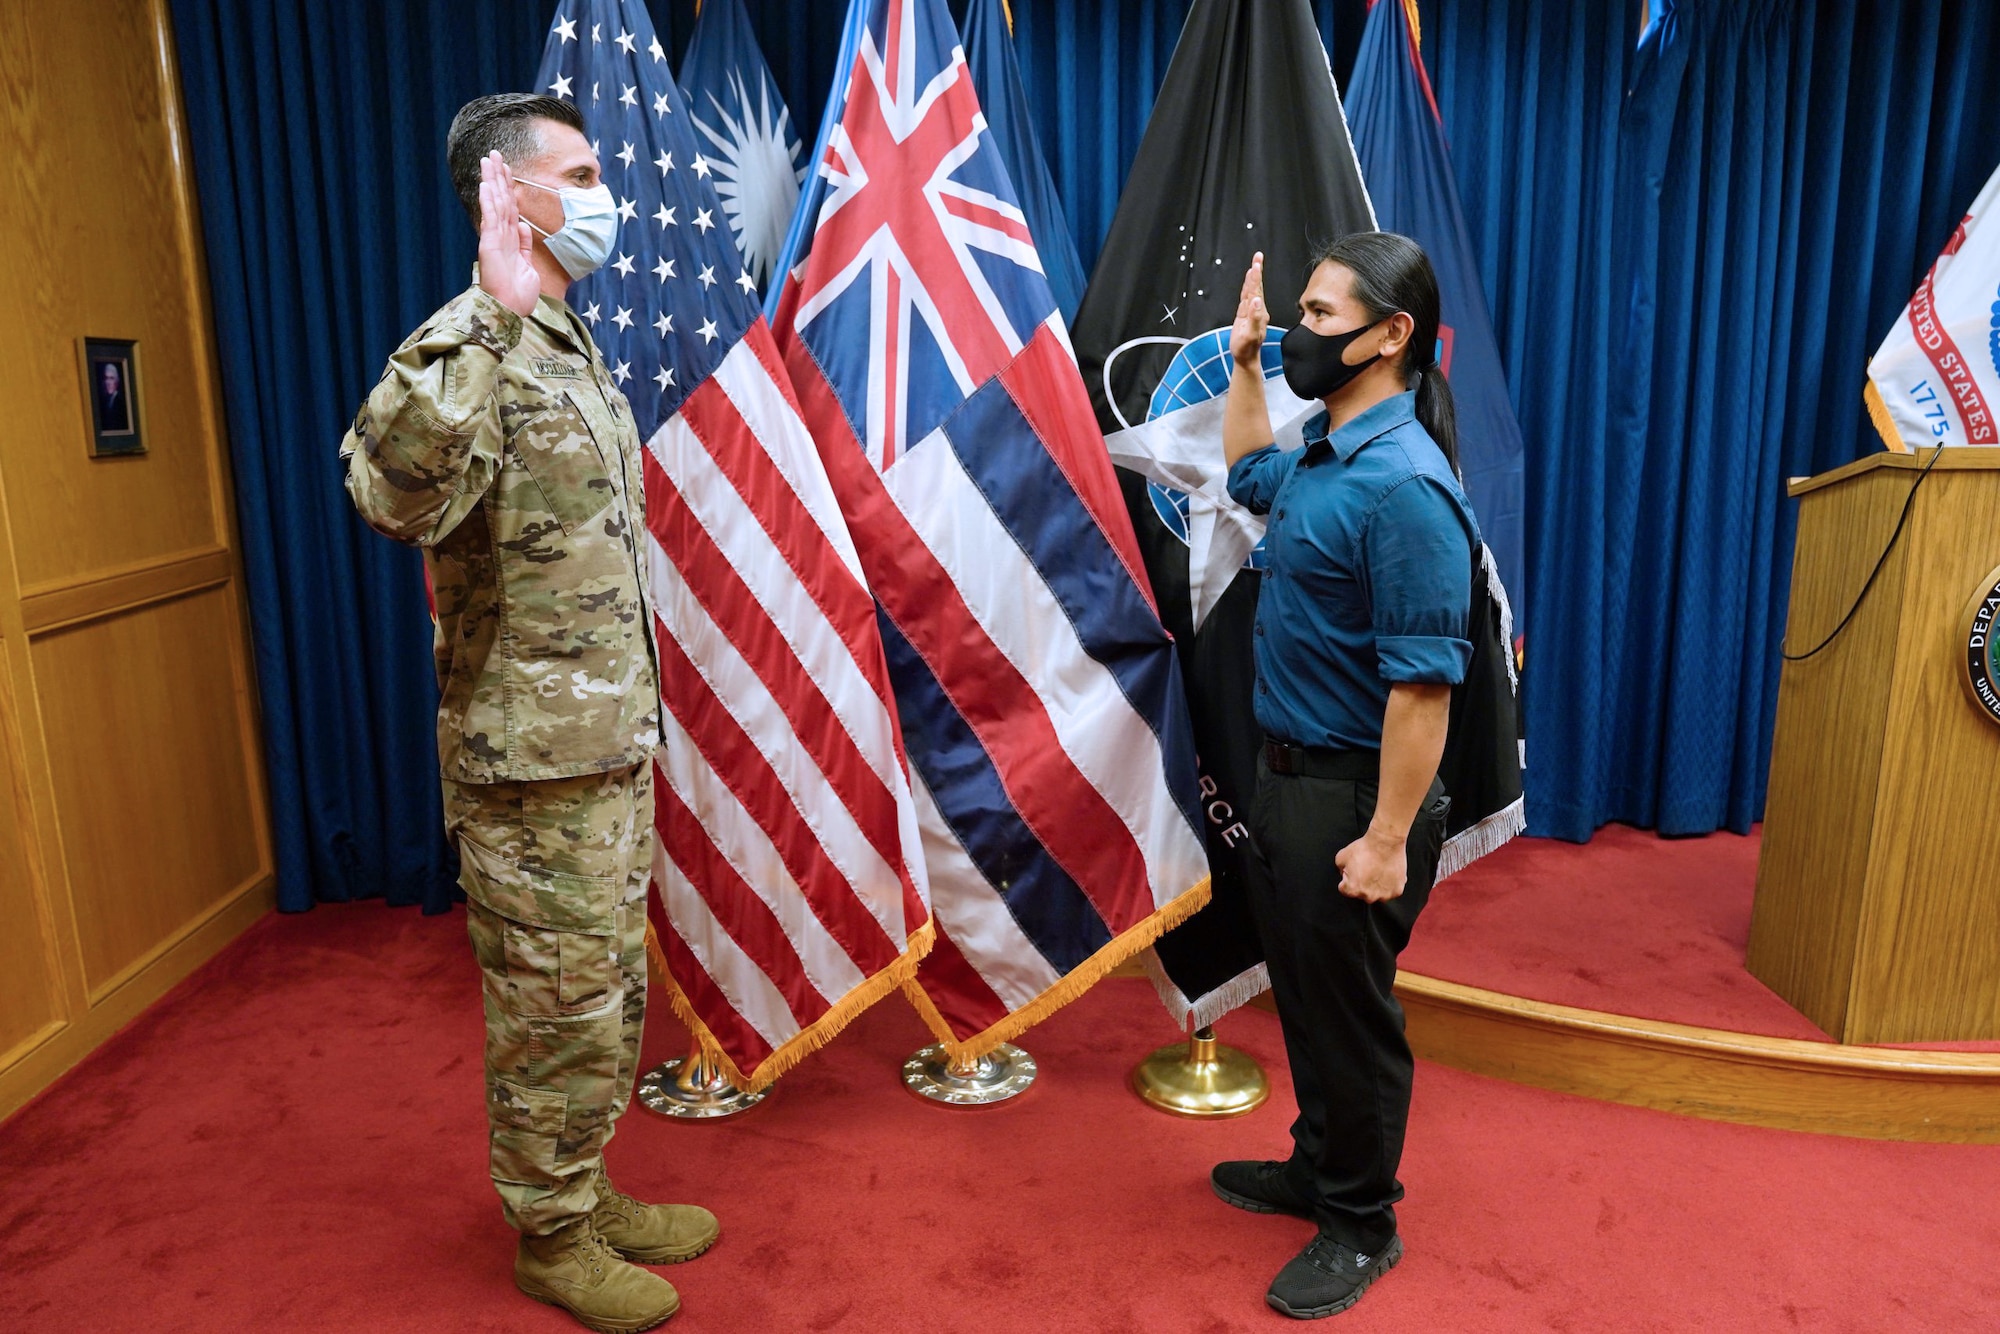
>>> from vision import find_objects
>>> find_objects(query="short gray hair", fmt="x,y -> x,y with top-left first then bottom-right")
445,94 -> 585,227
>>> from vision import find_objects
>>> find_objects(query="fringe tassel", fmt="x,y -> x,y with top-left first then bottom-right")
1139,949 -> 1273,1031
1862,378 -> 1910,453
1436,795 -> 1525,882
645,916 -> 937,1095
906,876 -> 1215,1061
1482,543 -> 1519,696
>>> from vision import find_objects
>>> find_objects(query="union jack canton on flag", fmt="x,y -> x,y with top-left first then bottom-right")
536,0 -> 936,1092
769,0 -> 1212,1057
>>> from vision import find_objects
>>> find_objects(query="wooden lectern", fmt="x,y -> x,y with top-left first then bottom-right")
1749,448 -> 2000,1044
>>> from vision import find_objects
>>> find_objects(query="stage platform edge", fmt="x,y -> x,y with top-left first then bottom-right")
1355,974 -> 2000,1144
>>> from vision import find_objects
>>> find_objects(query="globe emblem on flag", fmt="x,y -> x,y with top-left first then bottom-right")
1144,326 -> 1287,570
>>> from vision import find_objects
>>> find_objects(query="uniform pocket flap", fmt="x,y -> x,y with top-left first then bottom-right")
490,1078 -> 566,1136
511,392 -> 614,534
457,833 -> 619,937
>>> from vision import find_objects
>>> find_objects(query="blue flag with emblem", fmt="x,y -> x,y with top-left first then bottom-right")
1345,0 -> 1526,632
961,0 -> 1087,323
677,0 -> 805,295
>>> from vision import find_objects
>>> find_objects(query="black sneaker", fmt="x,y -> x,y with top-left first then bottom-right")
1266,1231 -> 1404,1319
1209,1159 -> 1314,1219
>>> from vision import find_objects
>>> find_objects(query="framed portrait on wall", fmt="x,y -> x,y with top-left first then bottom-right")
78,337 -> 145,458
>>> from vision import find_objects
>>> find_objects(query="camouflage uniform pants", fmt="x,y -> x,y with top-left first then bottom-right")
444,762 -> 654,1236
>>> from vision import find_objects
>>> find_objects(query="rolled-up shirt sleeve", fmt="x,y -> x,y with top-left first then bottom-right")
1360,476 -> 1474,685
1226,443 -> 1294,516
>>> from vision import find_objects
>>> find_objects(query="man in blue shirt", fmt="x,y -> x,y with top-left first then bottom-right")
1208,235 -> 1476,1320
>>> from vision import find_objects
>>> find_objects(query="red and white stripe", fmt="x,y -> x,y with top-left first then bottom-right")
641,319 -> 930,1083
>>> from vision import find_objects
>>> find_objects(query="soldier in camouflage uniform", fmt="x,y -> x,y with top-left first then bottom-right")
341,93 -> 715,1333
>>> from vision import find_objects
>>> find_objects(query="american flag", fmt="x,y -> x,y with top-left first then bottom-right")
770,0 -> 1211,1055
536,0 -> 933,1090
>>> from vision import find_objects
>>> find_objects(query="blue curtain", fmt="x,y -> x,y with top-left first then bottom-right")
1430,0 -> 2000,840
170,0 -> 570,911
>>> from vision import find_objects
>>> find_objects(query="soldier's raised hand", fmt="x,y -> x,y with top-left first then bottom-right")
1230,252 -> 1268,369
477,151 -> 541,318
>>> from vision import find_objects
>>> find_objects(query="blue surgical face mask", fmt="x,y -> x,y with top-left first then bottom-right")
516,177 -> 618,280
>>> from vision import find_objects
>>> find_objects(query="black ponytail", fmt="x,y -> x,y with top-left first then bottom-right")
1309,232 -> 1461,477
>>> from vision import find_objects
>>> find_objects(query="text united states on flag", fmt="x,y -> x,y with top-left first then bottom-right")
769,0 -> 1211,1055
536,0 -> 933,1091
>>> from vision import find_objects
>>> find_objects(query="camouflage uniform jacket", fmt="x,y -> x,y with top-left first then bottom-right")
342,284 -> 660,784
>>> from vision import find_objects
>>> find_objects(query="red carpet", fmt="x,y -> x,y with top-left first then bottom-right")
4,900 -> 1999,1332
1405,823 -> 2000,1050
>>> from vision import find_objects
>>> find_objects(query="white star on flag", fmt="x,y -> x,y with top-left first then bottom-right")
614,30 -> 636,54
654,151 -> 674,175
612,306 -> 634,331
616,196 -> 637,223
698,318 -> 718,344
647,35 -> 666,63
735,271 -> 757,294
697,264 -> 716,289
620,84 -> 638,108
693,208 -> 714,234
653,257 -> 675,282
690,155 -> 711,179
612,253 -> 635,278
654,204 -> 677,228
590,22 -> 600,42
616,141 -> 636,167
653,366 -> 672,390
554,16 -> 576,43
549,73 -> 573,98
653,312 -> 673,336
654,92 -> 671,118
612,359 -> 631,383
582,301 -> 601,325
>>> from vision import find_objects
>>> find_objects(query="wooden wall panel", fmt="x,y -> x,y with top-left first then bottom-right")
0,0 -> 274,1122
0,675 -> 63,1062
32,587 -> 264,996
0,0 -> 224,592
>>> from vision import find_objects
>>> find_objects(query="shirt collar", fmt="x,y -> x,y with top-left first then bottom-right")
1302,391 -> 1418,463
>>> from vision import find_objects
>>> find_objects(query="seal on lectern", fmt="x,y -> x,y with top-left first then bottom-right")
1960,564 -> 2000,728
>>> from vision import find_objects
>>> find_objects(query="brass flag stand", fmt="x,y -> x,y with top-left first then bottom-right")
636,1038 -> 767,1120
1130,1025 -> 1269,1118
902,1041 -> 1037,1106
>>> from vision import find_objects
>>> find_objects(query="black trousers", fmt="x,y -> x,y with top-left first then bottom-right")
1246,752 -> 1449,1253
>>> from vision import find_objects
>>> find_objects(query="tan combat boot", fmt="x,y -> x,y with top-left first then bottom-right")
592,1176 -> 720,1264
515,1217 -> 681,1332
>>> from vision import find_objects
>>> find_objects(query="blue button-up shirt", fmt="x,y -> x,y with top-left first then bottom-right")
1226,392 -> 1478,751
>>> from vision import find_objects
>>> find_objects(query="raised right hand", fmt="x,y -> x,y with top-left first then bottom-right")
1230,252 -> 1267,368
477,151 -> 541,318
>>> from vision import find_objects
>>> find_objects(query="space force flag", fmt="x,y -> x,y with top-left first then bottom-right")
537,0 -> 934,1091
769,0 -> 1211,1057
678,0 -> 806,294
1071,0 -> 1373,1029
1866,159 -> 2000,449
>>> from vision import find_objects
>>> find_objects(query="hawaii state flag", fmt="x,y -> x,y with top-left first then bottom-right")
537,0 -> 933,1091
769,0 -> 1211,1056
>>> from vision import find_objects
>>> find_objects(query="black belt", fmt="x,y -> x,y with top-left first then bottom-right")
1262,737 -> 1380,781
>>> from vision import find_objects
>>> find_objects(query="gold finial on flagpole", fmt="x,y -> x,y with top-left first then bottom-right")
1001,0 -> 1015,37
1129,1024 -> 1270,1118
636,1037 -> 768,1119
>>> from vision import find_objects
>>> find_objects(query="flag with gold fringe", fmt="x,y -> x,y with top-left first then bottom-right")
536,0 -> 935,1092
767,0 -> 1211,1058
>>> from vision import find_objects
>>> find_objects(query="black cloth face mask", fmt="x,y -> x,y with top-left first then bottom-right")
1279,318 -> 1384,400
